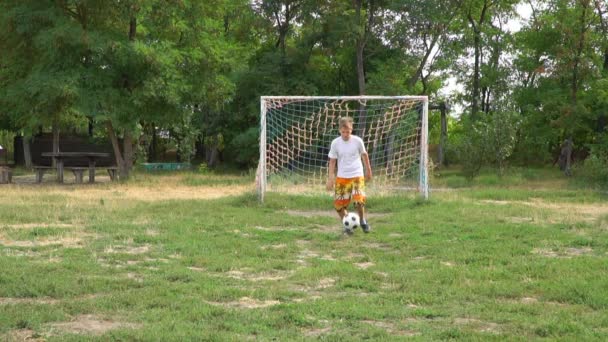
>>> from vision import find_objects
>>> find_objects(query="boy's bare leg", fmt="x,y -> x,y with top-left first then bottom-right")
337,207 -> 348,219
355,203 -> 371,233
355,203 -> 365,222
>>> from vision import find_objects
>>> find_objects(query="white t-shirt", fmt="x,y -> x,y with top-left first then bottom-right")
328,135 -> 367,178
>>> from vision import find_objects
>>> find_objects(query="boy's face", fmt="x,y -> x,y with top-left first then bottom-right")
339,124 -> 352,140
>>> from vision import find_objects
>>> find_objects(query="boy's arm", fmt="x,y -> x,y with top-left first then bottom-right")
326,158 -> 337,191
361,152 -> 372,181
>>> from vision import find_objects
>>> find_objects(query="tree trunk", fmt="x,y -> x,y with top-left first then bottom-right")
88,118 -> 94,137
439,104 -> 448,167
148,124 -> 157,162
572,1 -> 590,104
52,118 -> 60,168
123,130 -> 134,178
23,136 -> 32,169
105,121 -> 130,180
467,1 -> 489,120
408,34 -> 440,90
471,28 -> 481,118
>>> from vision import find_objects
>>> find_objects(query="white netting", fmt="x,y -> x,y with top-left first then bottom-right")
258,96 -> 428,198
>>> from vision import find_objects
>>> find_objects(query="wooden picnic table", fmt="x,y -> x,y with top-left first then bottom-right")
41,152 -> 110,183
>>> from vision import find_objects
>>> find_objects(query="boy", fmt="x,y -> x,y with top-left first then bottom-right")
326,116 -> 373,234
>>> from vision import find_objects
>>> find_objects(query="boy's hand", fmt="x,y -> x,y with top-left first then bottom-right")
365,169 -> 373,182
326,179 -> 334,191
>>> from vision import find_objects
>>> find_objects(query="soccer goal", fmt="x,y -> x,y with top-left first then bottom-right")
257,96 -> 429,202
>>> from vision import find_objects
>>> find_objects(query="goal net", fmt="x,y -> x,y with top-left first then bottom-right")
257,96 -> 429,201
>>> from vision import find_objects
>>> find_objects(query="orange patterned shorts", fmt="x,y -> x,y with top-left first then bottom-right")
333,177 -> 366,211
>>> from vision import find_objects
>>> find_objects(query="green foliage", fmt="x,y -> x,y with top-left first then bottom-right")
453,112 -> 520,179
576,135 -> 608,188
0,130 -> 15,162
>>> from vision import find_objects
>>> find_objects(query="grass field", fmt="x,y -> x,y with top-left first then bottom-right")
1,168 -> 607,341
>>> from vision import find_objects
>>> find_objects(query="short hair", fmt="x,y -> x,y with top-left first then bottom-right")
339,116 -> 353,128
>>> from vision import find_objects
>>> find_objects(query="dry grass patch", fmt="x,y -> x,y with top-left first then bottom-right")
0,233 -> 93,249
296,248 -> 336,264
260,243 -> 287,250
222,269 -> 293,282
301,326 -> 332,337
0,223 -> 77,229
0,182 -> 253,207
206,297 -> 281,309
103,244 -> 151,255
361,320 -> 419,336
532,247 -> 593,258
3,329 -> 45,342
354,261 -> 375,269
481,199 -> 608,223
48,314 -> 141,336
454,317 -> 501,334
0,297 -> 60,305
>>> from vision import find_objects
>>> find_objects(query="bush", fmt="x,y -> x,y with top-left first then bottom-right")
453,112 -> 520,179
576,138 -> 608,188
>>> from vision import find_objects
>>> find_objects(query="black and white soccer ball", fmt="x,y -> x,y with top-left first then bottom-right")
342,212 -> 360,233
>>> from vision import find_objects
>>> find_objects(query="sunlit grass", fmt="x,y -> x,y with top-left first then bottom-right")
1,169 -> 607,340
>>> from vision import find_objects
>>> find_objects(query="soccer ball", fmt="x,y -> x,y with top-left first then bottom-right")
342,212 -> 360,233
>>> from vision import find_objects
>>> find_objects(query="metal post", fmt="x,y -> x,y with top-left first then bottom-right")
258,98 -> 267,202
420,98 -> 429,199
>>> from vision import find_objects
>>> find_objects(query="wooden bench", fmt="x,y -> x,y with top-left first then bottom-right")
106,166 -> 118,181
69,166 -> 119,183
34,165 -> 118,183
0,166 -> 11,184
69,167 -> 89,184
33,166 -> 54,183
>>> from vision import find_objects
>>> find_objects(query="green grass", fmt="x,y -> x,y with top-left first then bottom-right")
1,169 -> 607,340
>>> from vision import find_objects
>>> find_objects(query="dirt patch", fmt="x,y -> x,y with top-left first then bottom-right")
206,297 -> 280,309
362,320 -> 419,336
104,244 -> 151,255
346,252 -> 365,259
1,223 -> 76,229
3,329 -> 45,342
317,278 -> 336,289
441,261 -> 456,267
48,314 -> 140,336
482,199 -> 608,222
188,266 -> 206,272
311,224 -> 342,233
0,183 -> 253,205
296,249 -> 335,264
0,233 -> 91,248
481,200 -> 513,205
520,297 -> 538,304
506,217 -> 534,224
126,273 -> 144,283
302,326 -> 332,337
532,247 -> 593,258
361,242 -> 395,252
253,226 -> 297,231
0,297 -> 60,305
260,243 -> 287,250
292,277 -> 337,298
454,317 -> 501,334
145,229 -> 159,236
354,262 -> 375,269
223,269 -> 293,282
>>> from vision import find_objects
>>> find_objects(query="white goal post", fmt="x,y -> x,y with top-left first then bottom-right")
257,96 -> 429,202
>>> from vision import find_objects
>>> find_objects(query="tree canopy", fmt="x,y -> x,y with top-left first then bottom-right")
1,0 -> 606,183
